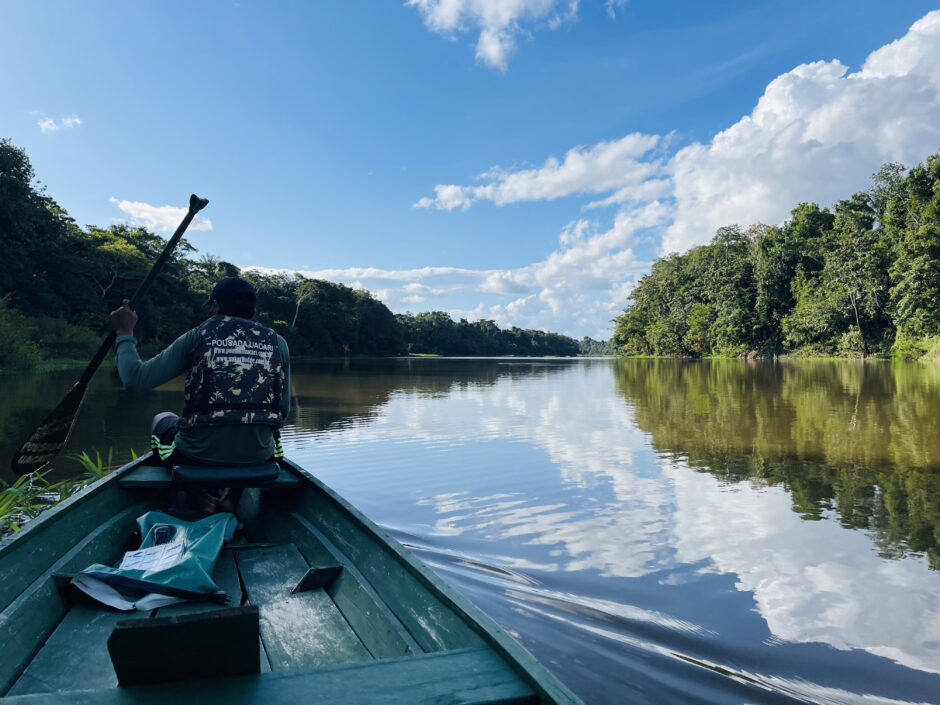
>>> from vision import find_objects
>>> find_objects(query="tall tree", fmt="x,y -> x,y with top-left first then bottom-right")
823,194 -> 888,355
888,156 -> 940,339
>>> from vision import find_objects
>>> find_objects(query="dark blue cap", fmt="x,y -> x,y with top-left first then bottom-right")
208,277 -> 256,308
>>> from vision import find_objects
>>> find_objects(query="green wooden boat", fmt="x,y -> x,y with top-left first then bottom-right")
0,455 -> 583,704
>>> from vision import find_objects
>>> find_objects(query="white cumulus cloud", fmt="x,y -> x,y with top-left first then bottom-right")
664,10 -> 940,252
37,114 -> 81,133
417,10 -> 940,259
415,133 -> 662,210
407,0 -> 579,70
247,202 -> 658,339
109,198 -> 213,233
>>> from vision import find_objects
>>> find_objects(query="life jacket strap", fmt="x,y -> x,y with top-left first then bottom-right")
151,434 -> 176,462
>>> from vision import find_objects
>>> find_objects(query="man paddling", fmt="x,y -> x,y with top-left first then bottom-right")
109,276 -> 290,513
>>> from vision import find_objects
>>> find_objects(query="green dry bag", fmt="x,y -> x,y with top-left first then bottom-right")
72,511 -> 237,611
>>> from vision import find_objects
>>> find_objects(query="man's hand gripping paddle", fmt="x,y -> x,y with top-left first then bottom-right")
10,194 -> 209,475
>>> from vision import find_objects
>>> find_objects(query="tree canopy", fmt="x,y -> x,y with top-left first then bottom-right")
0,139 -> 582,368
613,150 -> 940,358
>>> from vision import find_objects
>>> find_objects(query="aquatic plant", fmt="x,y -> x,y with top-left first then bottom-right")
0,449 -> 135,538
72,448 -> 124,479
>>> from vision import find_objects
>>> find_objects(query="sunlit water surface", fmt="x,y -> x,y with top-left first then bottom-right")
3,358 -> 940,704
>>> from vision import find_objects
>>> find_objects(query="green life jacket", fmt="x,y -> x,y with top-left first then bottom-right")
180,316 -> 286,429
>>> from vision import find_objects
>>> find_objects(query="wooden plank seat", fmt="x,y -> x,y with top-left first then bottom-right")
117,464 -> 303,489
107,606 -> 261,686
0,649 -> 537,705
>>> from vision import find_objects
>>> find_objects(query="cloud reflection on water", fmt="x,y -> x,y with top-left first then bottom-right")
284,359 -> 940,684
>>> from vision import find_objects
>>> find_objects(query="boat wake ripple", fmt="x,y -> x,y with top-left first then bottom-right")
388,530 -> 940,705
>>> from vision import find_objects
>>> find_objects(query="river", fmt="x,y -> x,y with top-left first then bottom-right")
3,357 -> 940,704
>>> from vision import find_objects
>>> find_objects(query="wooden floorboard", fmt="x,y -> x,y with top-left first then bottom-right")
234,544 -> 371,670
234,544 -> 305,605
258,512 -> 418,659
6,606 -> 125,695
0,648 -> 538,705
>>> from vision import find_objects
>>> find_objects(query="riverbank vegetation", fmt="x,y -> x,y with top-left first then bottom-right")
0,139 -> 587,368
613,150 -> 940,360
0,450 -> 124,538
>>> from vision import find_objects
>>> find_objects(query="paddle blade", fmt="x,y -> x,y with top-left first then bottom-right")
190,194 -> 209,213
11,382 -> 87,475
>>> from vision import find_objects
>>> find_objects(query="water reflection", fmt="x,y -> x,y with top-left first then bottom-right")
613,359 -> 940,569
664,457 -> 940,674
1,358 -> 579,482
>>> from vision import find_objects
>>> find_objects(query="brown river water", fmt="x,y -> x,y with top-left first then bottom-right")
3,357 -> 940,704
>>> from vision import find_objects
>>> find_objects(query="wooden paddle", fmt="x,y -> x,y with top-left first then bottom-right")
11,194 -> 209,475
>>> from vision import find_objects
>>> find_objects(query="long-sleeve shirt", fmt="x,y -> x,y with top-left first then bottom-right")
114,324 -> 290,465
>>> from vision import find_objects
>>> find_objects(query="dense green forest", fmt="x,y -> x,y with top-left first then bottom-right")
613,150 -> 940,359
395,311 -> 579,356
0,139 -> 585,369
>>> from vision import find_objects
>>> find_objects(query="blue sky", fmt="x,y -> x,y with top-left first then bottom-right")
3,1 -> 939,339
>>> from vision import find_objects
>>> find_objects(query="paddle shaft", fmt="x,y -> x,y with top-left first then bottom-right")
11,194 -> 209,474
77,195 -> 208,388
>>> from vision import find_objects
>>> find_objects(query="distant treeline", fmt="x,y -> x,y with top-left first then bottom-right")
613,150 -> 940,359
0,139 -> 587,369
395,311 -> 580,356
578,337 -> 614,356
